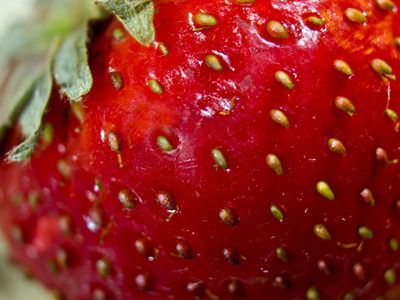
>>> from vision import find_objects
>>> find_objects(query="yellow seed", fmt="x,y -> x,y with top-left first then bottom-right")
375,147 -> 390,166
270,205 -> 284,221
219,207 -> 238,226
376,0 -> 396,10
333,60 -> 353,76
205,55 -> 223,71
157,136 -> 174,152
113,28 -> 125,41
96,257 -> 111,277
371,58 -> 392,76
212,149 -> 228,170
395,37 -> 400,48
71,101 -> 84,124
266,154 -> 283,175
344,8 -> 367,24
276,247 -> 288,262
275,71 -> 294,89
335,96 -> 355,116
385,109 -> 398,121
266,20 -> 288,39
306,287 -> 320,300
159,42 -> 169,56
384,268 -> 396,286
57,159 -> 71,180
106,130 -> 122,152
234,0 -> 255,3
270,109 -> 290,127
328,138 -> 347,156
360,188 -> 375,206
314,224 -> 332,241
149,79 -> 164,94
308,16 -> 325,26
390,238 -> 399,251
195,13 -> 217,27
316,181 -> 334,200
358,226 -> 373,239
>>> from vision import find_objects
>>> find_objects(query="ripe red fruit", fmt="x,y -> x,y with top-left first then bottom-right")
0,0 -> 400,299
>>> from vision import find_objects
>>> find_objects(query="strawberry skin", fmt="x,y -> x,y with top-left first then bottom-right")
1,0 -> 400,299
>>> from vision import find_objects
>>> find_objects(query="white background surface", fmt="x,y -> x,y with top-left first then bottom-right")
0,0 -> 55,299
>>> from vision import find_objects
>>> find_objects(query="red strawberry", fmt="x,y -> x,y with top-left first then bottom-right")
0,0 -> 400,299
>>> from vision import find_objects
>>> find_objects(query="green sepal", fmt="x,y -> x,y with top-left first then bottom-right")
0,55 -> 50,142
53,24 -> 93,101
95,0 -> 155,46
7,67 -> 53,161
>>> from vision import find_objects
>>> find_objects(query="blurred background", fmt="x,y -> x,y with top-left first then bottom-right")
0,2 -> 55,300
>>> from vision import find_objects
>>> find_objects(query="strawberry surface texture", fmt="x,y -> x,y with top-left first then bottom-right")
1,0 -> 400,299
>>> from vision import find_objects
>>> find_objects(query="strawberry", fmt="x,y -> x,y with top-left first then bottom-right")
0,0 -> 400,299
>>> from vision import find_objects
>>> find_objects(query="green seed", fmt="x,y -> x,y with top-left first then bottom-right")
306,287 -> 320,300
376,0 -> 396,10
96,257 -> 111,277
266,20 -> 288,39
358,226 -> 373,239
316,181 -> 335,200
110,72 -> 123,90
205,55 -> 223,71
344,8 -> 367,23
333,60 -> 353,76
276,247 -> 288,262
28,191 -> 40,208
159,42 -> 169,56
270,109 -> 290,127
275,71 -> 294,89
360,188 -> 375,206
390,238 -> 399,251
270,205 -> 284,221
385,109 -> 398,122
157,136 -> 174,152
149,79 -> 164,94
371,58 -> 392,76
113,28 -> 125,41
314,224 -> 332,241
212,149 -> 228,170
266,154 -> 283,175
42,123 -> 54,147
328,138 -> 347,156
71,101 -> 84,124
308,16 -> 325,26
384,268 -> 396,286
335,96 -> 355,116
195,13 -> 217,27
57,159 -> 71,180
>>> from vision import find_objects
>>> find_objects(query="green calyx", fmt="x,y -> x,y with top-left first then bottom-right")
0,0 -> 156,161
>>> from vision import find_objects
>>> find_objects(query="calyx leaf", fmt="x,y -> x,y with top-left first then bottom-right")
95,0 -> 155,46
53,24 -> 93,101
